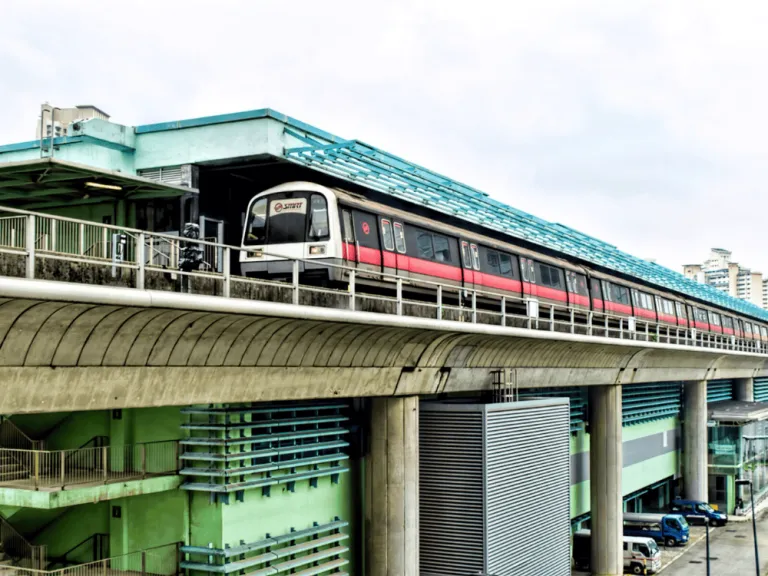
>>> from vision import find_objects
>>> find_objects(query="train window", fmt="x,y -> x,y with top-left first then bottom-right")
393,222 -> 406,253
308,194 -> 330,240
499,253 -> 513,277
416,231 -> 434,260
471,244 -> 480,271
245,197 -> 267,245
486,250 -> 501,274
662,299 -> 675,315
540,265 -> 552,287
433,235 -> 451,263
565,271 -> 573,292
591,278 -> 602,300
762,326 -> 767,339
381,219 -> 395,251
539,264 -> 562,289
342,210 -> 355,242
723,316 -> 733,330
520,257 -> 529,281
461,241 -> 471,268
572,274 -> 588,296
695,308 -> 708,323
354,211 -> 380,249
745,322 -> 753,335
611,284 -> 631,306
528,260 -> 535,282
709,312 -> 721,326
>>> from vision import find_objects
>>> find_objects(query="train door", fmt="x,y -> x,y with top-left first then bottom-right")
379,217 -> 397,277
393,221 -> 409,278
590,278 -> 604,313
340,208 -> 357,271
352,210 -> 381,274
520,257 -> 537,297
686,305 -> 695,330
460,240 -> 475,291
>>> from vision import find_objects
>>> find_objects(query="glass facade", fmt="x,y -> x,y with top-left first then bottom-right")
708,421 -> 768,513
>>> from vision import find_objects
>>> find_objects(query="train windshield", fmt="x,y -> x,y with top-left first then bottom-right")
243,192 -> 329,246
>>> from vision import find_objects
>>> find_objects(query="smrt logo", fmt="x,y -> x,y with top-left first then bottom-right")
274,202 -> 284,213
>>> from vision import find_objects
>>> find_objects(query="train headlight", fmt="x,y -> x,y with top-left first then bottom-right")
249,249 -> 263,258
309,245 -> 326,255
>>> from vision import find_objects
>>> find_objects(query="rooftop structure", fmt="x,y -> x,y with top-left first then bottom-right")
2,106 -> 767,321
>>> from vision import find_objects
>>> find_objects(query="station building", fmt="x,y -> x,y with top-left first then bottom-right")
0,105 -> 767,575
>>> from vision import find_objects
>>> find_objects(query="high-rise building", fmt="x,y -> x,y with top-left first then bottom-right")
682,248 -> 764,308
35,103 -> 110,139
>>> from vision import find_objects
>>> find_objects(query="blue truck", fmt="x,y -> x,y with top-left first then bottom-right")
623,512 -> 690,547
670,498 -> 728,526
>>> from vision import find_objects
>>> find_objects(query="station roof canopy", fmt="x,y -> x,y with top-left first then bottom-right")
284,136 -> 768,321
708,400 -> 768,425
0,157 -> 195,211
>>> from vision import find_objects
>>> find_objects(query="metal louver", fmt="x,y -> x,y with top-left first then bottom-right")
707,380 -> 734,403
138,164 -> 198,188
420,399 -> 571,576
754,377 -> 768,402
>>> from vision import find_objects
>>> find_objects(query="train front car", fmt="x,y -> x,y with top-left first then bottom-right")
240,182 -> 342,283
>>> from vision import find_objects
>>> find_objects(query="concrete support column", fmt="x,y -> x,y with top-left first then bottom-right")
734,377 -> 754,402
589,384 -> 623,576
684,380 -> 708,502
366,396 -> 419,576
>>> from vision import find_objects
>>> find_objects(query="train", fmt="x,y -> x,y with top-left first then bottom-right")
238,181 -> 768,348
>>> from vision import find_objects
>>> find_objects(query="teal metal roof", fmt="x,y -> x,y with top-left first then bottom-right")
285,138 -> 768,322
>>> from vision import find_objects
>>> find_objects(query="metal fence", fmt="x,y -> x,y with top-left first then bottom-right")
0,441 -> 178,489
0,204 -> 765,356
11,543 -> 180,576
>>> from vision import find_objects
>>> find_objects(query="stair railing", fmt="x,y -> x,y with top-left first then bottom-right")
0,417 -> 43,450
0,515 -> 47,569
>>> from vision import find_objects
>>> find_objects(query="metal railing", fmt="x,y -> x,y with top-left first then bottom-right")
0,441 -> 178,489
0,417 -> 43,450
10,543 -> 180,576
0,515 -> 47,569
0,204 -> 765,356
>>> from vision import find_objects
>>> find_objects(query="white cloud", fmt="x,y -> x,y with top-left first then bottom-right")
1,0 -> 767,276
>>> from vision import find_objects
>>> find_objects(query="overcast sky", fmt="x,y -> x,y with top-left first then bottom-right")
2,1 -> 767,274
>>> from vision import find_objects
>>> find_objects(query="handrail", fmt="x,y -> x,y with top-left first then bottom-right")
46,533 -> 109,569
12,542 -> 180,576
0,515 -> 47,569
0,440 -> 179,489
1,204 -> 766,357
0,417 -> 42,450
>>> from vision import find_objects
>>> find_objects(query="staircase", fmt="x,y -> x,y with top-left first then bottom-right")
0,542 -> 19,576
0,453 -> 27,485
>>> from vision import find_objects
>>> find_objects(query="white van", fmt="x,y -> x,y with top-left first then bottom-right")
572,530 -> 661,574
624,535 -> 661,574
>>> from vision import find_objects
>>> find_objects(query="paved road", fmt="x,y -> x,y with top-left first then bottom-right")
661,511 -> 768,575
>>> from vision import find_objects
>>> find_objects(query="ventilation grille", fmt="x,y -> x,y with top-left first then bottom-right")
754,377 -> 768,402
707,380 -> 734,403
485,404 -> 571,576
419,410 -> 484,576
517,387 -> 586,432
622,382 -> 682,426
138,166 -> 184,185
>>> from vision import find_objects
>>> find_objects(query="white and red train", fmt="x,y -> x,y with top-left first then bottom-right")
239,181 -> 768,346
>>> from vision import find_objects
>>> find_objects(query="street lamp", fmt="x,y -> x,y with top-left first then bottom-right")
688,515 -> 710,576
736,478 -> 760,576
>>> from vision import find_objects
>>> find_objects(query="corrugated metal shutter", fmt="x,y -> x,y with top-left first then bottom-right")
517,387 -> 586,432
485,402 -> 571,576
707,380 -> 734,403
622,382 -> 682,426
754,377 -> 768,402
420,400 -> 570,576
419,409 -> 484,576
